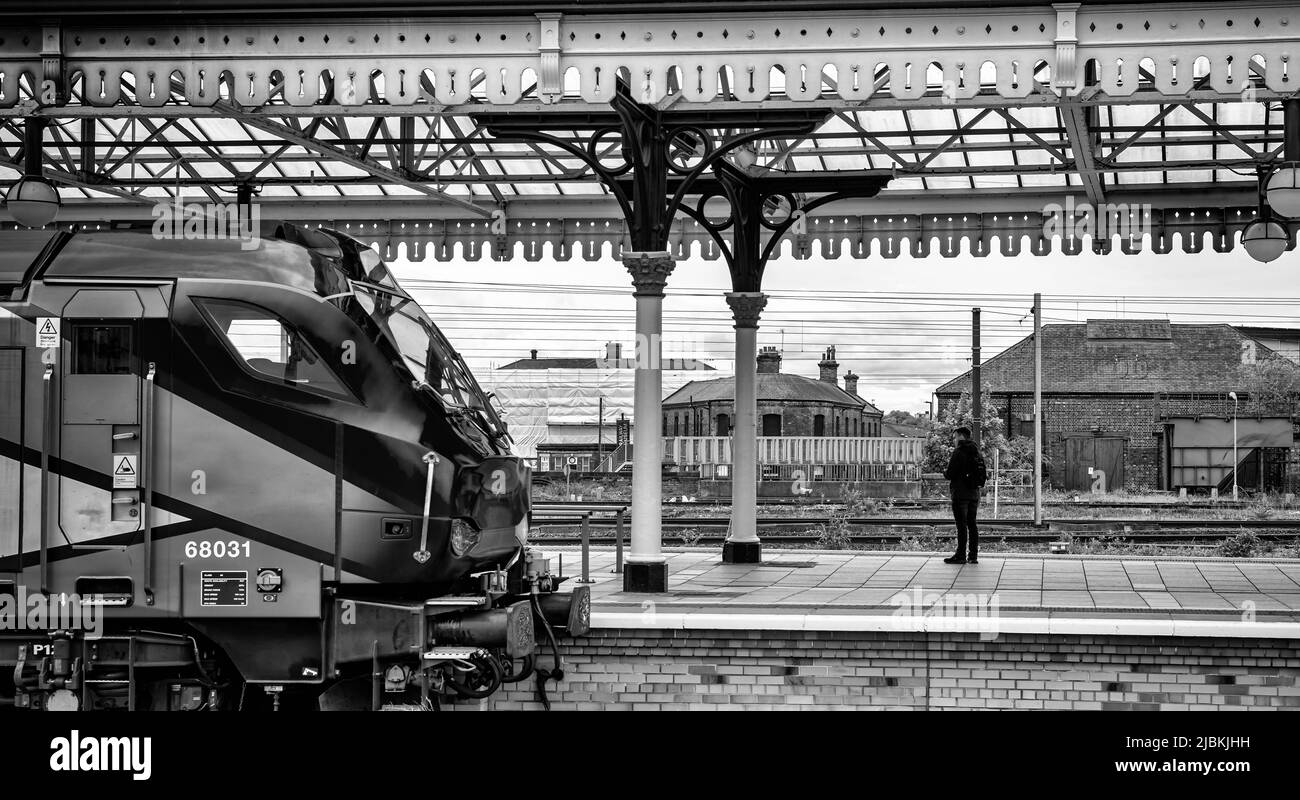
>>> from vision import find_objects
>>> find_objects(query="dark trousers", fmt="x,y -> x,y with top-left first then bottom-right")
952,499 -> 979,559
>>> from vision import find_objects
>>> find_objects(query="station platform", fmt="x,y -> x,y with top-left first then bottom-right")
457,547 -> 1300,710
563,549 -> 1300,637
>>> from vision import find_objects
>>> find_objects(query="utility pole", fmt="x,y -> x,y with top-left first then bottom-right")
1033,293 -> 1043,527
972,308 -> 982,447
597,395 -> 604,470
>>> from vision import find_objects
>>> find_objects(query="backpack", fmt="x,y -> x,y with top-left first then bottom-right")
970,453 -> 988,487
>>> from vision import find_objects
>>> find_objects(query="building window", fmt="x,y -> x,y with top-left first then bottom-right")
762,414 -> 782,436
834,416 -> 840,436
851,417 -> 858,436
814,414 -> 825,437
716,413 -> 730,436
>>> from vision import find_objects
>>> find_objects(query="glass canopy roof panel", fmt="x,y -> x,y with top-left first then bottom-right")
922,176 -> 977,190
820,153 -> 871,170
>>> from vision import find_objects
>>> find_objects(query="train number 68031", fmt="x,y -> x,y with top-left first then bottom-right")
183,540 -> 251,559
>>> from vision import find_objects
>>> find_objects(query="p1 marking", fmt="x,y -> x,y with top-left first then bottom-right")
36,317 -> 60,348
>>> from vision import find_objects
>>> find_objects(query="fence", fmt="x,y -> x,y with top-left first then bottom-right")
697,462 -> 921,482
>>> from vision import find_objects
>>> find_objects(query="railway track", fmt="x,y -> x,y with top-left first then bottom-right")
531,532 -> 1298,547
530,514 -> 1300,531
528,509 -> 1300,547
533,497 -> 1280,510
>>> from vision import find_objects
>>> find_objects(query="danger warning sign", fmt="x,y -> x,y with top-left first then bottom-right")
36,317 -> 60,349
112,454 -> 139,489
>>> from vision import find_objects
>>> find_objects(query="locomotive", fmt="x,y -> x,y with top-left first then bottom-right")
0,220 -> 587,710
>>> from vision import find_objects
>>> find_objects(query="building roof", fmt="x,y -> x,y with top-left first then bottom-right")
1235,326 -> 1300,342
664,373 -> 881,413
936,320 -> 1287,396
498,357 -> 714,370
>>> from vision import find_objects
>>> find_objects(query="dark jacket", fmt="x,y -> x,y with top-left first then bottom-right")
944,440 -> 986,501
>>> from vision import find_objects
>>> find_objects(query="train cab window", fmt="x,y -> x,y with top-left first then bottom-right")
72,324 -> 134,374
197,299 -> 351,400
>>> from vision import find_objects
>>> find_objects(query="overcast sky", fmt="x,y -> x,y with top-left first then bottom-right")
390,243 -> 1299,414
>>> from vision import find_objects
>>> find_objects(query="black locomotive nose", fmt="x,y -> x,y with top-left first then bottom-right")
455,456 -> 532,539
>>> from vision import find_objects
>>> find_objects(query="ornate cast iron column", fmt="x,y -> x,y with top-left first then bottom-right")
723,290 -> 767,563
683,161 -> 891,564
623,251 -> 675,592
477,85 -> 823,590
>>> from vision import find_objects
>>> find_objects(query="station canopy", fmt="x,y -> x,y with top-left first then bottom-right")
1,0 -> 1297,262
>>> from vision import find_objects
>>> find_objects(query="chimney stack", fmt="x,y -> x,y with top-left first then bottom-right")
756,346 -> 782,374
818,346 -> 839,383
843,370 -> 859,397
530,349 -> 538,360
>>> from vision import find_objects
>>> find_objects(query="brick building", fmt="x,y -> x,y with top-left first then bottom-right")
663,346 -> 883,437
935,320 -> 1298,492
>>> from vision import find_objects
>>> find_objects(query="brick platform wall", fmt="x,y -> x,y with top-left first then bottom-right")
447,629 -> 1300,711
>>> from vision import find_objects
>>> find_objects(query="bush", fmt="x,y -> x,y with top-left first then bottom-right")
814,520 -> 851,550
1218,531 -> 1262,559
839,489 -> 880,517
1074,533 -> 1130,555
898,528 -> 946,552
677,528 -> 705,547
1246,500 -> 1275,521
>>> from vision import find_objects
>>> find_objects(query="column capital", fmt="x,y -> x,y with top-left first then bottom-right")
725,291 -> 768,329
623,251 -> 675,297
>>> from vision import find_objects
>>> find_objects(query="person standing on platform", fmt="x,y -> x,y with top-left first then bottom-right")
943,426 -> 986,565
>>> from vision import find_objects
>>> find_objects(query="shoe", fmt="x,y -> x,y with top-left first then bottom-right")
967,557 -> 979,564
942,555 -> 966,565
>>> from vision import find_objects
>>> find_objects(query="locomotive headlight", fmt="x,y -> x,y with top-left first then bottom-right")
450,519 -> 481,557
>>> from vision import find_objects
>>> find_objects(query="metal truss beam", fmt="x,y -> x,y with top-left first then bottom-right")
7,158 -> 1259,189
3,89 -> 1294,119
1060,102 -> 1104,205
31,184 -> 1256,224
2,4 -> 1297,112
209,102 -> 494,217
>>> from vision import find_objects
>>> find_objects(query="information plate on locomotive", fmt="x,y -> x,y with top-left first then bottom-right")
201,571 -> 248,607
112,455 -> 139,489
